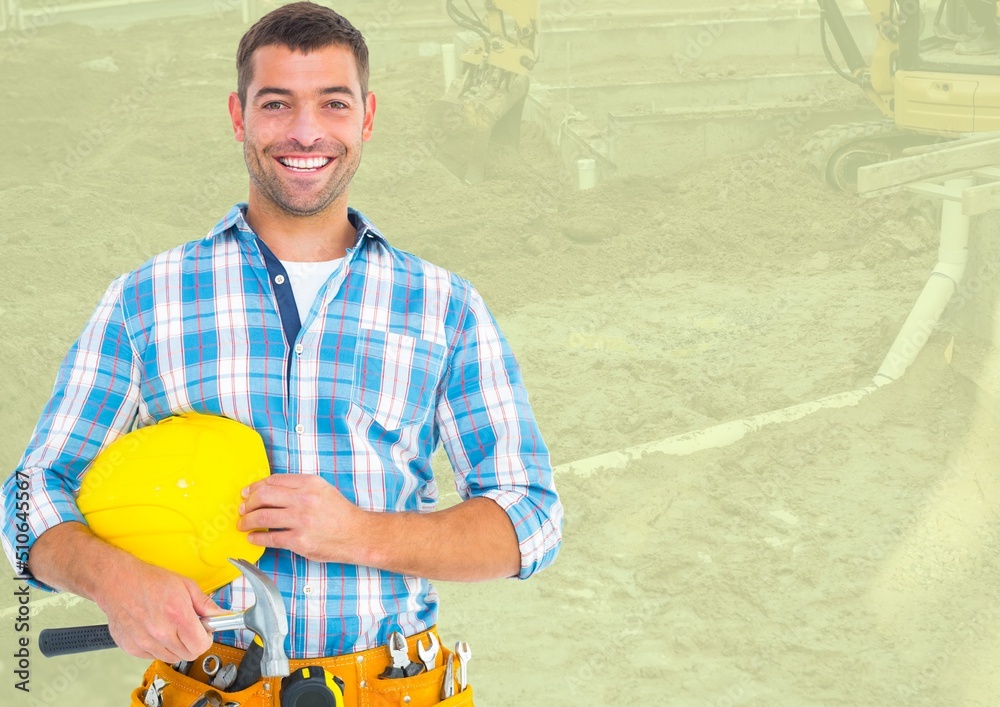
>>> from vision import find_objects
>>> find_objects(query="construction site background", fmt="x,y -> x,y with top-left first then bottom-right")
2,1 -> 1000,705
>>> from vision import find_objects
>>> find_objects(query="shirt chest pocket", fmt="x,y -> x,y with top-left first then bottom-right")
351,329 -> 449,431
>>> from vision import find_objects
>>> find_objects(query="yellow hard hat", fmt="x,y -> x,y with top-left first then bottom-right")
76,413 -> 270,592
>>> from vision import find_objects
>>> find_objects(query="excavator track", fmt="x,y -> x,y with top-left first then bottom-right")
802,121 -> 949,192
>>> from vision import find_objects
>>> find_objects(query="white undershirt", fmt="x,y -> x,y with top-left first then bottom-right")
278,257 -> 344,324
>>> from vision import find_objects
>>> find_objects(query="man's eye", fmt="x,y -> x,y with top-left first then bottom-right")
261,102 -> 345,110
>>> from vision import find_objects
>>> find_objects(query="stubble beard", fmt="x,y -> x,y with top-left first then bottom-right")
244,131 -> 361,218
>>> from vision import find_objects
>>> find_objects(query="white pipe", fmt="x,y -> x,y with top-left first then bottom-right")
556,386 -> 876,477
556,176 -> 977,478
874,176 -> 974,384
442,43 -> 457,89
577,158 -> 596,190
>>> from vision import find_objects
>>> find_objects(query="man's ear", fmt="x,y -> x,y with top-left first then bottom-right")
228,92 -> 246,142
362,91 -> 376,142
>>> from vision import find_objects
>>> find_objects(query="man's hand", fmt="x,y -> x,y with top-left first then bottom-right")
238,474 -> 366,564
27,522 -> 227,663
238,475 -> 522,581
97,558 -> 227,662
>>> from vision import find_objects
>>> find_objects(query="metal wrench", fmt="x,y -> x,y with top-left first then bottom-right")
201,654 -> 222,678
416,632 -> 440,672
455,641 -> 471,692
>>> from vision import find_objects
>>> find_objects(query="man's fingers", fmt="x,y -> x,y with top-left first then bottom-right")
101,564 -> 227,664
243,474 -> 306,498
239,507 -> 296,532
110,626 -> 155,661
136,632 -> 186,664
176,618 -> 212,661
151,621 -> 199,663
241,483 -> 300,514
115,621 -> 185,664
188,583 -> 227,618
248,529 -> 299,551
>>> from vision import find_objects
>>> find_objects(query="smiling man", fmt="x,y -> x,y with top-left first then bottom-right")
1,3 -> 562,706
235,42 -> 367,254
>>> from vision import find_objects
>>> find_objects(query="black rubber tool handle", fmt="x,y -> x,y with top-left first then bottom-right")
39,624 -> 117,656
229,635 -> 264,691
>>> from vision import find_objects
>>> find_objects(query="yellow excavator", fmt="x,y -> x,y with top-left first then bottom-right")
808,0 -> 1000,190
430,0 -> 538,183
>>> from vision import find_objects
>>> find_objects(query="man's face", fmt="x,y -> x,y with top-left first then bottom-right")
228,44 -> 375,217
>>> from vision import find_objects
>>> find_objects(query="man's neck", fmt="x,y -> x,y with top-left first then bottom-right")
244,194 -> 357,262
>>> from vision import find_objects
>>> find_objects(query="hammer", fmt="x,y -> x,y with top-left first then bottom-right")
39,558 -> 290,678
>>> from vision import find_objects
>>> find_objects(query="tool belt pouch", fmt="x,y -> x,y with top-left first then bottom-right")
130,641 -> 474,707
130,659 -> 278,707
356,643 -> 474,707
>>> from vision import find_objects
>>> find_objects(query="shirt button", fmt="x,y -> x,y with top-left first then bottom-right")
295,424 -> 304,434
303,585 -> 312,594
294,344 -> 304,355
275,274 -> 286,285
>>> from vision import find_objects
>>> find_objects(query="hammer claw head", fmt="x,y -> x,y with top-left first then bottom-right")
227,558 -> 290,677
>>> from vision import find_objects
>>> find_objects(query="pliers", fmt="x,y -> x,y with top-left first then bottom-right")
380,631 -> 424,679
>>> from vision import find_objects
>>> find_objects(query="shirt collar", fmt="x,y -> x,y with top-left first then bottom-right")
206,202 -> 389,248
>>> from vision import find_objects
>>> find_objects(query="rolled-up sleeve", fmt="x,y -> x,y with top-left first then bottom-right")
434,282 -> 563,580
1,273 -> 141,592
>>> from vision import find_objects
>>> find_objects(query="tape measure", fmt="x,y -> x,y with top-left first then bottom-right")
280,666 -> 345,707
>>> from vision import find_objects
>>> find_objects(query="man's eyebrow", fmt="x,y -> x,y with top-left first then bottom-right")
254,86 -> 357,101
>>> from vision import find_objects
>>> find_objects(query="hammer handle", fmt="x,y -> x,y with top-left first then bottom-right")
39,615 -> 243,657
39,624 -> 117,656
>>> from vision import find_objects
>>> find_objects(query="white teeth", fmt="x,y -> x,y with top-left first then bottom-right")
278,157 -> 331,170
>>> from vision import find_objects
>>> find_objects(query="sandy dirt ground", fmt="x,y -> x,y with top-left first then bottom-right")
3,1 -> 1000,706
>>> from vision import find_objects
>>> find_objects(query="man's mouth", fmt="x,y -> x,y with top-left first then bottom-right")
275,156 -> 335,173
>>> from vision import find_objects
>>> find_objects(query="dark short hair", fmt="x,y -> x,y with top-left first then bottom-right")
236,2 -> 369,112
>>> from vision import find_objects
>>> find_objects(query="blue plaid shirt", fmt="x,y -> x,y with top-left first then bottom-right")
1,203 -> 563,657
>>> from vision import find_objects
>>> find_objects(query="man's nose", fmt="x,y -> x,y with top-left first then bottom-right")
286,107 -> 325,148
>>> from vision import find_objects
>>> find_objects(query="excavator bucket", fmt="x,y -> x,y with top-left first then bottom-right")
430,73 -> 530,184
